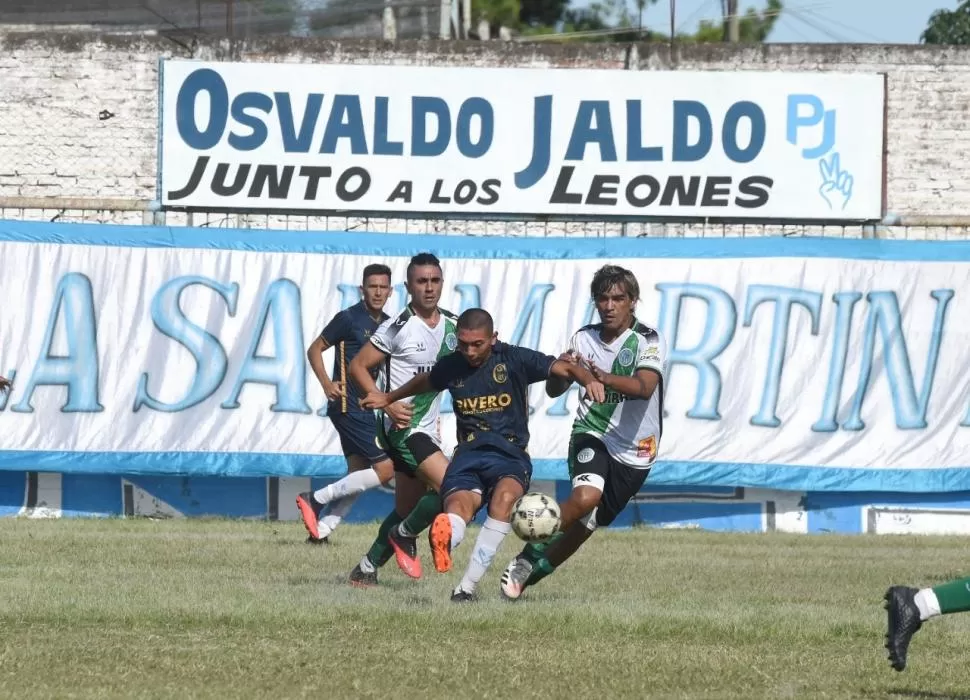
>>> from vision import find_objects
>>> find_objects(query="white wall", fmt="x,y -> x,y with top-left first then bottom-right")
0,33 -> 966,227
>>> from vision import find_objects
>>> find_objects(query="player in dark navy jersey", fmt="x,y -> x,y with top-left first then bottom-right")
297,263 -> 412,544
362,308 -> 605,601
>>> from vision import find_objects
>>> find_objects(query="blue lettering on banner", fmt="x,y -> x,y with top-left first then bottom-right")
743,285 -> 822,428
175,71 -> 497,159
842,290 -> 953,431
656,283 -> 737,421
133,276 -> 239,413
6,221 -> 970,492
514,97 -> 768,189
11,273 -> 104,414
221,279 -> 312,414
169,69 -> 789,213
812,292 -> 863,433
785,93 -> 853,212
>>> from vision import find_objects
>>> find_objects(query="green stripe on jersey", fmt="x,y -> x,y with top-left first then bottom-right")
573,332 -> 639,436
405,315 -> 457,429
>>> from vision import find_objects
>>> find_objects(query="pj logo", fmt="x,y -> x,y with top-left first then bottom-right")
786,94 -> 853,212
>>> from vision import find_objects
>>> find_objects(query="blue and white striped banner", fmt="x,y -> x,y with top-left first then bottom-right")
0,219 -> 968,493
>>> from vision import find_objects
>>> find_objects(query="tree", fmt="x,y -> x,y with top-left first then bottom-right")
921,1 -> 970,45
517,0 -> 659,40
474,0 -> 522,31
519,0 -> 571,28
682,0 -> 782,43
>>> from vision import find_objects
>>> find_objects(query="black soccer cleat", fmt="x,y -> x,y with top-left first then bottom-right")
349,564 -> 378,588
306,534 -> 330,546
450,587 -> 476,603
885,585 -> 923,671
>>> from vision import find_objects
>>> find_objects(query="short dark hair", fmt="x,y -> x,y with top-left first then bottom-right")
362,263 -> 391,284
457,308 -> 493,335
591,265 -> 640,301
407,252 -> 442,282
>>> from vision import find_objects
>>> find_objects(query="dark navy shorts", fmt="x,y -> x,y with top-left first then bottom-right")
441,446 -> 532,500
330,411 -> 387,464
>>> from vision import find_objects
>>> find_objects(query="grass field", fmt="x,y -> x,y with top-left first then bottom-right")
1,518 -> 969,699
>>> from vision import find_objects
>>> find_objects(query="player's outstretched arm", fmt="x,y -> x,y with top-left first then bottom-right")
546,351 -> 580,398
550,359 -> 605,403
361,372 -> 436,410
589,365 -> 660,400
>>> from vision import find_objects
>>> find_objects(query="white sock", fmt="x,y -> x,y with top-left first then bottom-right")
914,588 -> 942,621
449,513 -> 467,549
318,494 -> 360,538
313,469 -> 381,505
358,555 -> 376,574
458,516 -> 511,594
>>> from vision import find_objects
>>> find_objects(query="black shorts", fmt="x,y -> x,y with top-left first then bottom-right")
569,433 -> 651,527
330,411 -> 387,464
376,422 -> 442,476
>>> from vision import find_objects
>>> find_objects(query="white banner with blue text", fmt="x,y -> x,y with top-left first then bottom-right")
159,60 -> 885,220
0,221 -> 967,493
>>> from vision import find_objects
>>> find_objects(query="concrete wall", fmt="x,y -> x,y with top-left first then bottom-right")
0,31 -> 966,222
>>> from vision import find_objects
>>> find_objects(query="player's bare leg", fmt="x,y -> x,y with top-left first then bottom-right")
432,477 -> 523,602
387,451 -> 448,579
501,486 -> 600,600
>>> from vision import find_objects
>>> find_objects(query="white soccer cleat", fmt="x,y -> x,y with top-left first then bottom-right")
500,556 -> 533,600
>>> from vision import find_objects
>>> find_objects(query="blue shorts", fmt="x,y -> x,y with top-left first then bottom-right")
440,446 -> 532,500
330,411 -> 386,464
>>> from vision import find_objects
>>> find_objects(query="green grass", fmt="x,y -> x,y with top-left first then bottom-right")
1,519 -> 969,699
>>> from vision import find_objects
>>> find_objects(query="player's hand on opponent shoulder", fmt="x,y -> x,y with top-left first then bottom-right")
0,376 -> 10,394
323,380 -> 346,402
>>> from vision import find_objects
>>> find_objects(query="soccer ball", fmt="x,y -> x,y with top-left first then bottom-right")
510,492 -> 561,543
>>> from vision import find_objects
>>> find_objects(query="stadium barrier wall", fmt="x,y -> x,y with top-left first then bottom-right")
4,219 -> 970,535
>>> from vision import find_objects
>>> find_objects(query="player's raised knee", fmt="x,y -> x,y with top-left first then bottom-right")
489,480 -> 525,521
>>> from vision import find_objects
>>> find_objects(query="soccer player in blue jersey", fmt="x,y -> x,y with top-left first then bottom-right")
296,263 -> 412,544
362,308 -> 605,601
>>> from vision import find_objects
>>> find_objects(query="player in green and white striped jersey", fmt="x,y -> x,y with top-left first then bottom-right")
345,253 -> 459,587
501,264 -> 668,600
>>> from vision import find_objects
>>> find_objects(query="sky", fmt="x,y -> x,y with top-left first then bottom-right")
577,0 -> 962,44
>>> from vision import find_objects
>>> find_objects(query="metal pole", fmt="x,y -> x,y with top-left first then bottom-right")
669,0 -> 675,43
726,0 -> 739,42
439,0 -> 450,38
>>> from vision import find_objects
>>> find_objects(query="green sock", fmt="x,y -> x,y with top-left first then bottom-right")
398,490 -> 442,537
525,557 -> 557,587
932,576 -> 970,614
521,532 -> 564,562
365,510 -> 404,568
